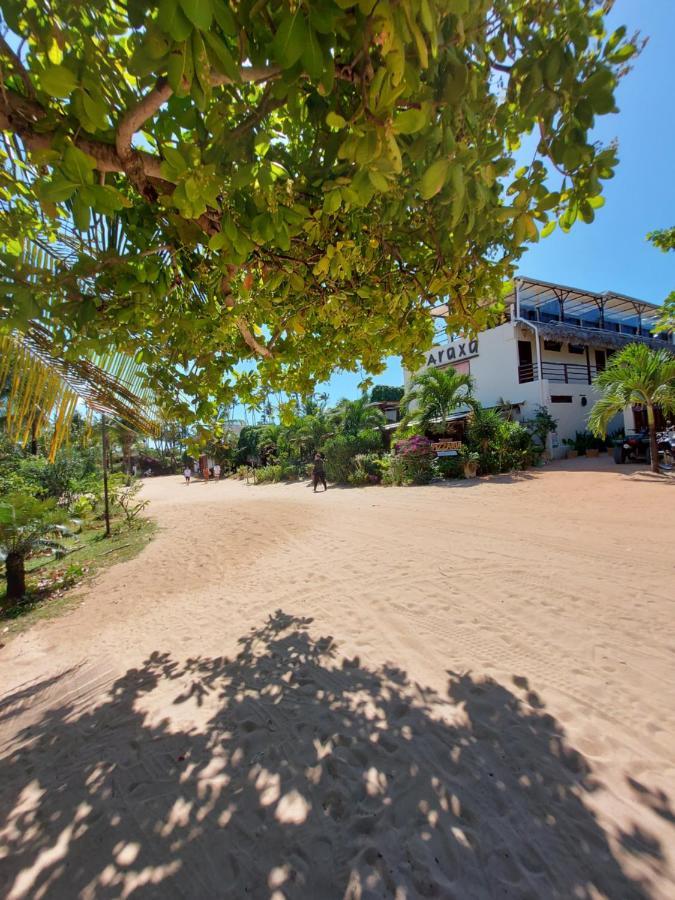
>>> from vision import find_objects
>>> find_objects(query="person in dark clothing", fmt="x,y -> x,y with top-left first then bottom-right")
312,453 -> 327,492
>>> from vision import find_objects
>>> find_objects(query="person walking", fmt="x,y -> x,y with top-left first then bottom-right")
183,466 -> 191,485
312,452 -> 327,493
213,463 -> 221,481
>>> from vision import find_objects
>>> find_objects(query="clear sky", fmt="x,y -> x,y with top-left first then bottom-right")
318,0 -> 675,405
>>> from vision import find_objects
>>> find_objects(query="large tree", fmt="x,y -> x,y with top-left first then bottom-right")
0,0 -> 638,419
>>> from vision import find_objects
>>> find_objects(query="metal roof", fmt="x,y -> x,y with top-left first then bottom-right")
511,276 -> 664,326
430,276 -> 668,329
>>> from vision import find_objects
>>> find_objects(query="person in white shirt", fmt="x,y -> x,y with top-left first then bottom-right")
213,463 -> 221,481
183,466 -> 191,484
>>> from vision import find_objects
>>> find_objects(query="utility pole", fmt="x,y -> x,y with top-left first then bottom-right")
101,413 -> 111,538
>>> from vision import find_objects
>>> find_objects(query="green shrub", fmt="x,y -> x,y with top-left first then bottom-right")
433,455 -> 463,479
323,429 -> 382,483
255,464 -> 283,483
381,455 -> 406,486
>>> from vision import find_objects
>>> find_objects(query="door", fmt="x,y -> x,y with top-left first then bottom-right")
595,349 -> 606,372
518,340 -> 534,383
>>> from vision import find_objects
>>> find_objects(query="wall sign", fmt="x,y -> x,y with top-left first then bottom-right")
426,338 -> 478,368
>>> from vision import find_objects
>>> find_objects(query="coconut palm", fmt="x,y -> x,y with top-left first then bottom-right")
332,395 -> 386,436
466,404 -> 503,452
399,368 -> 474,435
588,344 -> 675,474
0,494 -> 72,604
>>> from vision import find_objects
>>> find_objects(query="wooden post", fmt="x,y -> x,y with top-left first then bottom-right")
101,413 -> 111,538
585,346 -> 592,384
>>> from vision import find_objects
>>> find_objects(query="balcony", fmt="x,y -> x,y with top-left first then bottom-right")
518,360 -> 601,385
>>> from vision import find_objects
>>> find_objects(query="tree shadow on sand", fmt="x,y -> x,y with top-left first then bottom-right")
0,611 -> 666,899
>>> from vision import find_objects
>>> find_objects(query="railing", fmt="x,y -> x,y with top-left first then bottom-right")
521,313 -> 672,345
518,360 -> 600,385
542,361 -> 598,384
518,363 -> 538,384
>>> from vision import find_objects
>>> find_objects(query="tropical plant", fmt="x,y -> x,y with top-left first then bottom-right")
589,344 -> 675,473
0,3 -> 638,413
323,430 -> 382,483
332,396 -> 386,436
0,493 -> 72,603
647,227 -> 675,334
466,404 -> 503,452
526,405 -> 558,450
399,368 -> 474,435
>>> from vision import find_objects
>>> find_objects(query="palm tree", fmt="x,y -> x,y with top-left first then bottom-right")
295,410 -> 333,459
588,344 -> 675,474
466,404 -> 503,452
399,368 -> 474,435
0,494 -> 71,604
332,395 -> 386,435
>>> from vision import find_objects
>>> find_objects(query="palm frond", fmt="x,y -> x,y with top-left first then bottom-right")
0,328 -> 159,460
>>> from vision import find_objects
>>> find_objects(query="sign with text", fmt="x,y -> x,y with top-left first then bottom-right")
426,338 -> 478,368
432,440 -> 463,457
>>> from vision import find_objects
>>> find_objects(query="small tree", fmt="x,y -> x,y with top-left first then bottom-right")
588,344 -> 675,474
399,368 -> 473,436
332,396 -> 386,436
0,494 -> 70,604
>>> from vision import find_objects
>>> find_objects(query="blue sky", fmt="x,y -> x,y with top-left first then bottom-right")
320,0 -> 675,405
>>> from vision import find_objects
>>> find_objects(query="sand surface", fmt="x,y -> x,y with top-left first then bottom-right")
1,458 -> 674,899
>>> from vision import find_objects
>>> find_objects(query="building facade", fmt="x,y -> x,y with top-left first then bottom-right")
404,276 -> 674,457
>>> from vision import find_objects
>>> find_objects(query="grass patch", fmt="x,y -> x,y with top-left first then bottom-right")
0,515 -> 156,641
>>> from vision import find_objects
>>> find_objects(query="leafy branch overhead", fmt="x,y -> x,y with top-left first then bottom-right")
0,0 -> 639,416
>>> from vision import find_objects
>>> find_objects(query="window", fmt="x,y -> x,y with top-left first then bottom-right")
544,340 -> 562,351
568,344 -> 584,354
550,395 -> 573,403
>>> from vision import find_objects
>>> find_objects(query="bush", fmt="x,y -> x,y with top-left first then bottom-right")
280,464 -> 303,481
394,435 -> 435,485
433,455 -> 463,479
323,429 -> 382,483
381,455 -> 406,486
255,464 -> 283,483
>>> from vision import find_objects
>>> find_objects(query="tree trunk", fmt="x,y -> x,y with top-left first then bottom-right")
647,404 -> 660,475
5,551 -> 26,601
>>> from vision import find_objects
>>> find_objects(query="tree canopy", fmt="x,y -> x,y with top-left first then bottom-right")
0,0 -> 638,421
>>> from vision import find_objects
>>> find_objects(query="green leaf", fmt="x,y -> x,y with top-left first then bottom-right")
393,108 -> 426,134
61,145 -> 97,185
302,28 -> 324,80
323,189 -> 342,214
40,65 -> 77,98
272,10 -> 308,69
420,158 -> 449,199
167,42 -> 192,96
179,0 -> 212,31
37,176 -> 78,203
158,0 -> 193,41
609,44 -> 636,63
81,89 -> 108,130
326,111 -> 346,129
540,220 -> 557,238
162,146 -> 189,176
212,0 -> 237,34
71,193 -> 91,231
204,31 -> 240,82
368,170 -> 389,192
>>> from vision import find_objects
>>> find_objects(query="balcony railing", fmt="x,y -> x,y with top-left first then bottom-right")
519,360 -> 601,385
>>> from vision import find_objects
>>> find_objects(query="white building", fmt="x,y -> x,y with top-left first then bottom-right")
404,276 -> 674,458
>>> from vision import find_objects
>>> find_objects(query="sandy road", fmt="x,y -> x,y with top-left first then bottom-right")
1,459 -> 674,899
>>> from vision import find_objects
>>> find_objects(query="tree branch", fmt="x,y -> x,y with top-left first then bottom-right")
0,34 -> 35,98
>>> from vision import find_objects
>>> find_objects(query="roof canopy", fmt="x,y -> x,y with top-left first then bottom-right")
431,276 -> 667,330
509,276 -> 664,327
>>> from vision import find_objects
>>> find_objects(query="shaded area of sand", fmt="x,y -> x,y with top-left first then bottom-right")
1,459 -> 674,898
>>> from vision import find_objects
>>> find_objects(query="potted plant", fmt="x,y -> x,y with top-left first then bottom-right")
562,438 -> 578,459
459,447 -> 480,478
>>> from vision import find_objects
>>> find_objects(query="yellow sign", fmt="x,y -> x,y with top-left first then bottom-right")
432,440 -> 463,452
